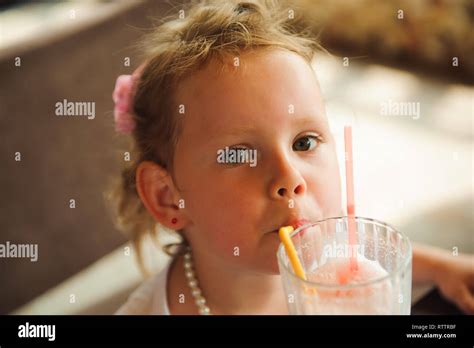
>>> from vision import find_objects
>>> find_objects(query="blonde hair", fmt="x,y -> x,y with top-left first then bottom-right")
106,0 -> 321,274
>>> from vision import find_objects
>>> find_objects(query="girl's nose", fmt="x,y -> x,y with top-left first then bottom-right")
268,157 -> 306,201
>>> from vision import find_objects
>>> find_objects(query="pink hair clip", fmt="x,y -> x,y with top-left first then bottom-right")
112,64 -> 146,134
112,75 -> 135,134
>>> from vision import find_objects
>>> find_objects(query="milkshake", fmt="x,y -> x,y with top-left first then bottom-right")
277,216 -> 412,315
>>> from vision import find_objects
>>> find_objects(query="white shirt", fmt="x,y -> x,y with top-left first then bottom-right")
115,261 -> 171,315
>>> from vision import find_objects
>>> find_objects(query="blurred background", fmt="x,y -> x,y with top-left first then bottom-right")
0,0 -> 472,315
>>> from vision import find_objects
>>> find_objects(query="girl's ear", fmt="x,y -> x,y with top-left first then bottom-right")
135,161 -> 191,230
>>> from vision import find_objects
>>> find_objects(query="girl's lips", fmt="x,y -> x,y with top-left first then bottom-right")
269,218 -> 311,234
290,219 -> 311,237
290,218 -> 311,230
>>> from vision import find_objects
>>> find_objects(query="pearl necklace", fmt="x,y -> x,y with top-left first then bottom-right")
183,247 -> 212,315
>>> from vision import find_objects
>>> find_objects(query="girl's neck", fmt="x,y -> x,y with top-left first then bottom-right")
167,250 -> 288,315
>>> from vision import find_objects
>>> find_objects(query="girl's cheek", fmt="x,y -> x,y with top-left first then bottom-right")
209,198 -> 259,250
211,229 -> 255,262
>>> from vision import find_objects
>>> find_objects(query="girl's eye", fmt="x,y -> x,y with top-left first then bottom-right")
218,146 -> 253,167
292,135 -> 319,152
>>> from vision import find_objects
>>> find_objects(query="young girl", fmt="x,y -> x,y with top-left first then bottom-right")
110,0 -> 474,315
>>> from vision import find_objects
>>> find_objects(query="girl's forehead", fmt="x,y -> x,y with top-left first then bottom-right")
175,49 -> 321,118
180,49 -> 311,85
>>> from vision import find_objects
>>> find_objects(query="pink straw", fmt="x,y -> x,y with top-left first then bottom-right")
344,126 -> 358,272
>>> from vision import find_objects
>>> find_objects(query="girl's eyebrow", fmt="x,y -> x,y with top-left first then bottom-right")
210,114 -> 323,144
293,114 -> 323,127
201,126 -> 258,149
217,126 -> 259,138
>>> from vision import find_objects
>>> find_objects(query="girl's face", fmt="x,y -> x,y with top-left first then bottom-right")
173,49 -> 342,274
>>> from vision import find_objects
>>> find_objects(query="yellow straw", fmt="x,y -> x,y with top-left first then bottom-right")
279,226 -> 307,280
